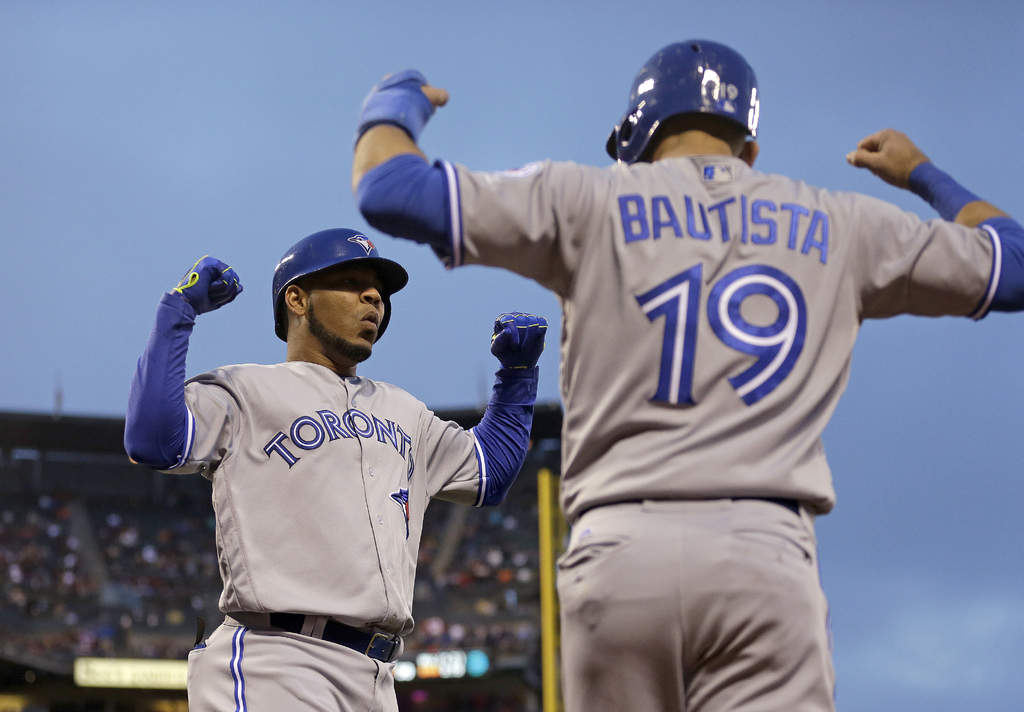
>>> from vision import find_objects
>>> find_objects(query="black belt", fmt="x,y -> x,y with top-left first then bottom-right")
268,613 -> 401,663
733,496 -> 801,516
580,496 -> 802,519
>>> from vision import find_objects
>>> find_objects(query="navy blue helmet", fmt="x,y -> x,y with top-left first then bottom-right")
606,40 -> 760,164
272,228 -> 408,341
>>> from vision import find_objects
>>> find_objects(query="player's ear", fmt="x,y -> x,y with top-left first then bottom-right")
284,283 -> 310,319
740,140 -> 759,168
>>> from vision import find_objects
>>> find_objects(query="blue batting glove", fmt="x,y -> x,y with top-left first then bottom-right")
491,312 -> 548,369
355,69 -> 436,144
171,256 -> 243,314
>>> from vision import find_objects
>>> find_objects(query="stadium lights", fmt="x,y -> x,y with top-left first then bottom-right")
400,649 -> 491,682
72,650 -> 490,689
73,658 -> 187,690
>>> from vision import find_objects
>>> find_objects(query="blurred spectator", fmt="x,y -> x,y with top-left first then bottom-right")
0,494 -> 98,627
0,449 -> 556,669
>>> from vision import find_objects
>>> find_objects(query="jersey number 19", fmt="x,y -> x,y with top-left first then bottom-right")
635,263 -> 807,407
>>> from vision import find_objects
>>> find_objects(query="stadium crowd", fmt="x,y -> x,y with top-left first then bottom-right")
0,446 -> 555,671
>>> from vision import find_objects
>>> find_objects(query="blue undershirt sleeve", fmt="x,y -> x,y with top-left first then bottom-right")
980,216 -> 1024,313
907,162 -> 1024,315
124,292 -> 196,469
908,161 -> 981,222
471,367 -> 539,507
356,154 -> 452,261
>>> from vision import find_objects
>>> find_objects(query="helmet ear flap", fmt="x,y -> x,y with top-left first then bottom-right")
605,113 -> 637,161
618,118 -> 634,145
614,118 -> 630,143
605,126 -> 619,160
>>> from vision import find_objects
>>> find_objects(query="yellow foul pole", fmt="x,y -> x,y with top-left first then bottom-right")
537,467 -> 563,712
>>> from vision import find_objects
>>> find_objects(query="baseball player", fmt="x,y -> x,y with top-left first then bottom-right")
123,228 -> 548,711
349,42 -> 1024,711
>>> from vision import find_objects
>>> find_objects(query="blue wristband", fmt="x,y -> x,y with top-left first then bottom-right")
907,162 -> 981,222
355,69 -> 435,145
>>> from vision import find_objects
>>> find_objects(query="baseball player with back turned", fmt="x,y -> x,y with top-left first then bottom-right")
350,41 -> 1024,711
122,228 -> 547,711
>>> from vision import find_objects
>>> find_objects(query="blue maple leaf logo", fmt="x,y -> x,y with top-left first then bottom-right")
390,488 -> 410,539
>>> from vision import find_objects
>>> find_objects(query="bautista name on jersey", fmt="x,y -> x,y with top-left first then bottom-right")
433,155 -> 1001,520
357,151 -> 1017,522
617,187 -> 830,265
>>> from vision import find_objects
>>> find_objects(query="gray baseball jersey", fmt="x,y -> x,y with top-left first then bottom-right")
441,155 -> 998,521
169,359 -> 483,635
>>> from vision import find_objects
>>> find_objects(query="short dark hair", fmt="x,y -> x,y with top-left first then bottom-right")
645,112 -> 749,160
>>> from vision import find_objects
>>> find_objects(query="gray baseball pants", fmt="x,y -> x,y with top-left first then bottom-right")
187,616 -> 398,712
557,498 -> 835,712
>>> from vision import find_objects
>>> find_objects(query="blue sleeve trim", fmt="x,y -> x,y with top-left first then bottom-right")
470,429 -> 488,507
164,407 -> 197,470
356,154 -> 453,262
969,223 -> 1002,319
124,292 -> 196,469
470,367 -> 538,507
980,216 -> 1024,313
440,160 -> 463,267
908,162 -> 981,222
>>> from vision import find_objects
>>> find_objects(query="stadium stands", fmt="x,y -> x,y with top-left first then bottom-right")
0,409 -> 562,699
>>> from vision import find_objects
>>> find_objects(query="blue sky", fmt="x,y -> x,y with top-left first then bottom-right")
3,1 -> 1023,708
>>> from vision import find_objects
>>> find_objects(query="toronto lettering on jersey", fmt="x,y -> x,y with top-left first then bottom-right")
262,407 -> 414,476
617,193 -> 830,265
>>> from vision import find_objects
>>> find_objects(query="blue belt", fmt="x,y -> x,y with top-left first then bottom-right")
269,612 -> 401,663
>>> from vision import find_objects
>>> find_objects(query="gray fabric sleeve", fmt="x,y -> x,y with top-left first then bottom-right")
160,373 -> 238,479
448,160 -> 611,296
417,407 -> 482,506
848,193 -> 996,319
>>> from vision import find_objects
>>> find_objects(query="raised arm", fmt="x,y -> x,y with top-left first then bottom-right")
351,70 -> 449,191
847,128 -> 1024,312
846,129 -> 1008,227
471,312 -> 548,506
124,257 -> 242,468
349,71 -> 458,261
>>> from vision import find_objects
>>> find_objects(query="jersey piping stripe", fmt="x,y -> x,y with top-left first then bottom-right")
970,224 -> 1002,320
469,428 -> 487,507
442,161 -> 464,267
166,406 -> 196,470
230,626 -> 248,712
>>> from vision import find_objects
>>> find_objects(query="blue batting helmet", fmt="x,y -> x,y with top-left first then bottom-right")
272,228 -> 409,342
605,40 -> 760,164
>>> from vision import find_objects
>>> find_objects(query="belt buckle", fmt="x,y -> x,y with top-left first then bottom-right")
365,632 -> 398,662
